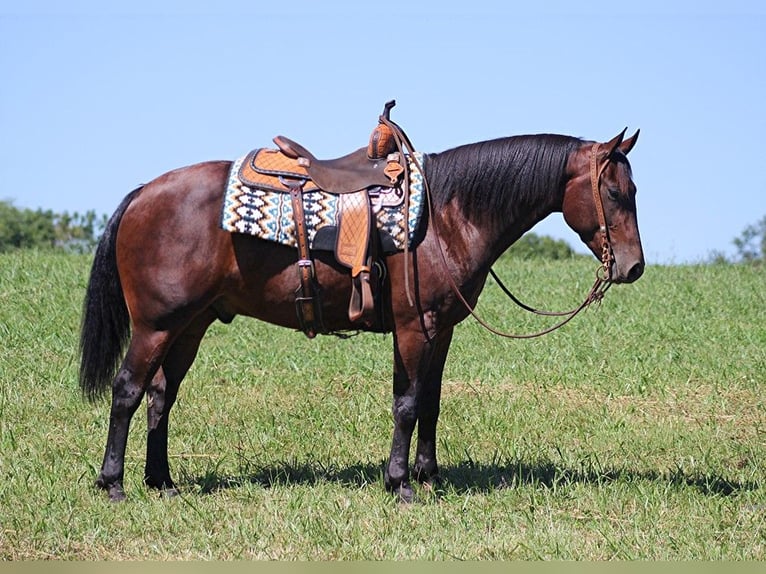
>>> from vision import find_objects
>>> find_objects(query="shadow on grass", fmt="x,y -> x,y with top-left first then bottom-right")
185,457 -> 759,498
440,459 -> 759,497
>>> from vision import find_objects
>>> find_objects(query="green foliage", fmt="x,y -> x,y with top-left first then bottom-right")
732,215 -> 766,264
0,200 -> 55,251
709,214 -> 766,265
0,200 -> 107,253
504,232 -> 579,261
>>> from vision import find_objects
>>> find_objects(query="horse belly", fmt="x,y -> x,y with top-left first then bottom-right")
225,240 -> 370,333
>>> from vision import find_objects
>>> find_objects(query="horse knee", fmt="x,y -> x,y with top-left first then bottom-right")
110,369 -> 146,415
112,332 -> 170,413
392,395 -> 418,428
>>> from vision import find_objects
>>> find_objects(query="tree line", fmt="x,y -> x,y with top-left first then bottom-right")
709,215 -> 766,265
0,200 -> 107,254
0,199 -> 763,264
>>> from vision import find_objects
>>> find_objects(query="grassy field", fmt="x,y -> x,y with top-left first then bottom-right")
0,250 -> 764,559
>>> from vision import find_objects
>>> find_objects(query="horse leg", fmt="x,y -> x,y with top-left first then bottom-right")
384,327 -> 450,502
144,312 -> 215,495
95,329 -> 170,501
144,366 -> 176,494
413,327 -> 453,485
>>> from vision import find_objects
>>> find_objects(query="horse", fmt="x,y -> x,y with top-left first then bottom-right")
79,125 -> 644,502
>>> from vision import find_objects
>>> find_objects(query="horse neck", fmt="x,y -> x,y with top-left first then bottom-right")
425,135 -> 578,267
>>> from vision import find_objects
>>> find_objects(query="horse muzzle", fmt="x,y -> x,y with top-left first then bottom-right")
610,255 -> 645,284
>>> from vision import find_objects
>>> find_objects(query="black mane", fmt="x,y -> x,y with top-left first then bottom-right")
424,134 -> 583,224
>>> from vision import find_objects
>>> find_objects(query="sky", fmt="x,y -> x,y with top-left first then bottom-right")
1,0 -> 764,264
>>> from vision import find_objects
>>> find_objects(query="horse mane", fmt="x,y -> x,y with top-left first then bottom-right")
424,134 -> 583,223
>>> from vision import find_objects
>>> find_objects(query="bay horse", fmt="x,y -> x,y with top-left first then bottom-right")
79,125 -> 644,502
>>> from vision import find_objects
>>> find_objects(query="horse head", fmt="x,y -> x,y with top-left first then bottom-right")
562,129 -> 645,283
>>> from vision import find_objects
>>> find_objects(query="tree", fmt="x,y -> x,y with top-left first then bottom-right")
0,200 -> 106,253
732,215 -> 766,264
53,209 -> 108,253
0,201 -> 56,252
503,232 -> 578,260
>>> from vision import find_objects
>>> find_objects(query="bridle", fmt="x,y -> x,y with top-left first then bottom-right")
589,142 -> 615,282
423,141 -> 616,339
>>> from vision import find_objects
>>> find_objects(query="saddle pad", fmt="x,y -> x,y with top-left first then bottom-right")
220,152 -> 425,252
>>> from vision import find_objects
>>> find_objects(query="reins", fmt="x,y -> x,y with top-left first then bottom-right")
422,141 -> 615,339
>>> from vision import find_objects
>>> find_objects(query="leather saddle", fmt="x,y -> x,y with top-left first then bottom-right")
237,139 -> 402,195
237,101 -> 408,338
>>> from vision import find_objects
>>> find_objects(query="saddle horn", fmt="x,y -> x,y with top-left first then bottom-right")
368,100 -> 399,160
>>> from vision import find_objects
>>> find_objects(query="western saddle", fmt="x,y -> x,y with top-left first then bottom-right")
238,100 -> 412,338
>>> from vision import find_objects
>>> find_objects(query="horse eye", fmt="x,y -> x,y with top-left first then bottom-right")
607,188 -> 620,201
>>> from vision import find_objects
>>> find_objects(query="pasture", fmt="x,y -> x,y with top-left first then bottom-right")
0,250 -> 763,559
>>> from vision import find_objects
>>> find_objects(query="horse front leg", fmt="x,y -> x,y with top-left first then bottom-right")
413,327 -> 453,486
385,327 -> 451,502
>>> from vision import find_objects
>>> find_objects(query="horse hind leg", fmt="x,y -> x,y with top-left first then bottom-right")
144,312 -> 215,496
96,329 -> 170,501
143,366 -> 177,495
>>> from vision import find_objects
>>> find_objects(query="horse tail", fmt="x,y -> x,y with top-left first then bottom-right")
78,186 -> 143,402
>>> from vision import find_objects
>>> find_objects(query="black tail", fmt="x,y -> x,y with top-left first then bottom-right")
78,186 -> 143,402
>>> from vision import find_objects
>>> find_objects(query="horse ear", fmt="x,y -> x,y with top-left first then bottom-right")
602,128 -> 628,157
619,129 -> 640,155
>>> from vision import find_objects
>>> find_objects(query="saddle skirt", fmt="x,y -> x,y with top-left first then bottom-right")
220,149 -> 426,254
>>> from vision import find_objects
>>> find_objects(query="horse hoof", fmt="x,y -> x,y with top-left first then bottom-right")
145,476 -> 179,498
160,487 -> 181,499
106,484 -> 126,502
95,476 -> 127,502
414,464 -> 441,484
421,475 -> 443,494
394,482 -> 415,503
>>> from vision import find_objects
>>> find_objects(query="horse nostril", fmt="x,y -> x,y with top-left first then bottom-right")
627,262 -> 644,283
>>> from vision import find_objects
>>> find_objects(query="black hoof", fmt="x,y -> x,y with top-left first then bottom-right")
391,481 -> 415,503
421,474 -> 443,491
160,486 -> 181,499
108,485 -> 127,502
95,480 -> 127,502
414,464 -> 441,484
144,476 -> 180,499
95,477 -> 126,502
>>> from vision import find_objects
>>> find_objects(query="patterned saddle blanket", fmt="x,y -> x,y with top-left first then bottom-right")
220,151 -> 426,253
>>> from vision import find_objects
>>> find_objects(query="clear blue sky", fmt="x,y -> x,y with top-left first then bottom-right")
2,0 -> 764,263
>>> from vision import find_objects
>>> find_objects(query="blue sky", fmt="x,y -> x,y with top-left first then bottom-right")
2,0 -> 764,263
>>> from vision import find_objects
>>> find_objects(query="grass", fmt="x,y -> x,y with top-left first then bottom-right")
0,250 -> 764,559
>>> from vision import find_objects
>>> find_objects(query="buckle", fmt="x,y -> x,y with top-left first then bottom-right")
297,258 -> 315,276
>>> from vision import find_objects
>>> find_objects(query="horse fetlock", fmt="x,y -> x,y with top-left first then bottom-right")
144,471 -> 178,496
384,464 -> 406,487
144,474 -> 173,489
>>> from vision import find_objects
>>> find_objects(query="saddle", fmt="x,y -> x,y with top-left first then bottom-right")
238,101 -> 409,338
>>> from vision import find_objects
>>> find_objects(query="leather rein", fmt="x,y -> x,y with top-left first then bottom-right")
422,141 -> 616,339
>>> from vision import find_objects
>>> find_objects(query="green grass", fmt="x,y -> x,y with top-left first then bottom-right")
0,251 -> 764,559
